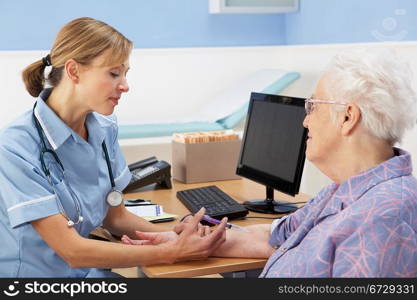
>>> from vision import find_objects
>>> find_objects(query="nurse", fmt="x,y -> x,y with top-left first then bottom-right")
0,17 -> 226,277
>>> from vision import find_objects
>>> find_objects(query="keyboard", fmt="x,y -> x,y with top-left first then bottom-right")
176,185 -> 248,221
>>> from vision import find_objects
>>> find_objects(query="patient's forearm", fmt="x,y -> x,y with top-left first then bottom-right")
212,224 -> 274,258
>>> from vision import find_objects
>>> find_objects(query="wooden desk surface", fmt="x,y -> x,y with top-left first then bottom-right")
122,178 -> 311,278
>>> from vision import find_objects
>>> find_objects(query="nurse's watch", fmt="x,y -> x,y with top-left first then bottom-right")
107,189 -> 124,206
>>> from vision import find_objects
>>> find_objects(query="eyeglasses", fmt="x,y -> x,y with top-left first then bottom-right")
304,98 -> 349,115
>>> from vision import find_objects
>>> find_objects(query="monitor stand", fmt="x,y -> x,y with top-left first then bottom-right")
243,186 -> 298,214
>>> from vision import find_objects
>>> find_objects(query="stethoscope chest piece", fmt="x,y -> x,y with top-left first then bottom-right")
106,189 -> 124,207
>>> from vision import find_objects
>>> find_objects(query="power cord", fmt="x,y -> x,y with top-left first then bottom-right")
243,201 -> 308,219
244,216 -> 277,220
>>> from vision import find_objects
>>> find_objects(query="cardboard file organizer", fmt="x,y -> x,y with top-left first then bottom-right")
172,130 -> 242,183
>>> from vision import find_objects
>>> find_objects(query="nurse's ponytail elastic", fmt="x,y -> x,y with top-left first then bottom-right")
22,59 -> 47,98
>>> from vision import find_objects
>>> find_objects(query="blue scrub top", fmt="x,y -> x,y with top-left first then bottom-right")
0,89 -> 132,277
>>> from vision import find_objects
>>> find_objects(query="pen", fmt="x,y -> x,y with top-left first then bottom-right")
202,215 -> 249,232
125,198 -> 147,203
124,199 -> 153,206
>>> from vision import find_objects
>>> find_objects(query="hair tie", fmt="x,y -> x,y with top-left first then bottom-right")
42,54 -> 52,67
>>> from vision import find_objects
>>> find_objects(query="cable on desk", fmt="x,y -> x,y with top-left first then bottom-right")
244,216 -> 277,220
292,201 -> 308,205
243,201 -> 308,220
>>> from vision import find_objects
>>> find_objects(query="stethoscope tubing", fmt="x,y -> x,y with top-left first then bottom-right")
32,102 -> 119,226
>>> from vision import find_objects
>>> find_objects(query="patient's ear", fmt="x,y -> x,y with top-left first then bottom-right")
341,104 -> 361,136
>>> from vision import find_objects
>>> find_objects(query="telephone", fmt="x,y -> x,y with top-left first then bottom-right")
123,156 -> 172,193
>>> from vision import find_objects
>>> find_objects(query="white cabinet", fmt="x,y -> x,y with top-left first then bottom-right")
209,0 -> 299,14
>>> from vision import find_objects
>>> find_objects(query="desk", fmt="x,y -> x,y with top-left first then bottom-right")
119,178 -> 311,278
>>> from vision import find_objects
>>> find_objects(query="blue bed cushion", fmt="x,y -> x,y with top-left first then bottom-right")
118,71 -> 300,139
216,72 -> 300,129
118,122 -> 224,139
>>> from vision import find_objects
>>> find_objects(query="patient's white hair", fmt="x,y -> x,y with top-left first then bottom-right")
323,47 -> 417,145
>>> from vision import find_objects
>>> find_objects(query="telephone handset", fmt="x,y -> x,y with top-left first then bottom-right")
123,156 -> 172,193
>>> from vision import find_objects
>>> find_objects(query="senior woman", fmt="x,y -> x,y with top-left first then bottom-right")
126,48 -> 417,277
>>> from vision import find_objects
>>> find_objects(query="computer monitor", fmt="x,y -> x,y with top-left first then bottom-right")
236,92 -> 307,214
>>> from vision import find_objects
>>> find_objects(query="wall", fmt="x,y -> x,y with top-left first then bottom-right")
0,0 -> 285,50
2,0 -> 417,51
286,0 -> 417,44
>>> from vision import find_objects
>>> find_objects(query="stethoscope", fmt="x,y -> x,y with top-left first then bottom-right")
32,103 -> 124,227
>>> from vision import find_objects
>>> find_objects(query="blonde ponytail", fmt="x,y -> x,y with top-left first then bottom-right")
22,59 -> 47,98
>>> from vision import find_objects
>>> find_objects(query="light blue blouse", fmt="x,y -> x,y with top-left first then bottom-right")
262,148 -> 417,277
0,89 -> 132,277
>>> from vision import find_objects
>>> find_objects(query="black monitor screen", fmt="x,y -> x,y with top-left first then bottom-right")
236,93 -> 307,196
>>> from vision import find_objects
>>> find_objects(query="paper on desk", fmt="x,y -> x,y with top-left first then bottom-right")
143,212 -> 178,222
126,205 -> 163,217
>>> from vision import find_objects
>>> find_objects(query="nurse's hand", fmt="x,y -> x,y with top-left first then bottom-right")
122,217 -> 212,246
122,208 -> 226,262
121,231 -> 178,246
173,215 -> 211,236
165,207 -> 227,262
